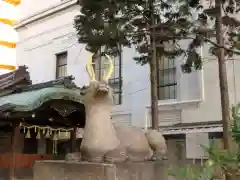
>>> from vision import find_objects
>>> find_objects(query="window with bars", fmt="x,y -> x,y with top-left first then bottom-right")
93,51 -> 122,105
157,55 -> 177,100
56,52 -> 67,79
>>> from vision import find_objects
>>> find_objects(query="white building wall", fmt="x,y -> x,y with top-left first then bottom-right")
182,45 -> 240,124
15,0 -> 240,128
18,0 -> 68,20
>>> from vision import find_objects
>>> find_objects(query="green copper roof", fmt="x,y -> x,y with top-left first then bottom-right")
0,85 -> 83,112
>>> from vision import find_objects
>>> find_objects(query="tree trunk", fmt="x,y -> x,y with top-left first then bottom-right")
149,0 -> 159,130
215,0 -> 233,179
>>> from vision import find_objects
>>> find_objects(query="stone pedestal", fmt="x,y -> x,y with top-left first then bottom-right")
33,160 -> 165,180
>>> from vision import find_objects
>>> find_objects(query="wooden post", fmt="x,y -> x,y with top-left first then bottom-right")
9,121 -> 20,180
70,127 -> 77,152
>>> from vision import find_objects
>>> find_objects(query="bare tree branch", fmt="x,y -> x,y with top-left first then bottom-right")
203,37 -> 240,55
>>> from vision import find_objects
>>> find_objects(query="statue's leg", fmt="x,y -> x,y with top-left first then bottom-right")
81,148 -> 104,162
151,150 -> 167,161
104,145 -> 127,163
151,151 -> 157,161
127,147 -> 153,162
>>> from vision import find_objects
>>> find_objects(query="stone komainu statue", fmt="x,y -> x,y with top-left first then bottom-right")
67,53 -> 167,163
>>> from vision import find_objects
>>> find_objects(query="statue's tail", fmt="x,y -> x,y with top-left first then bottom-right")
145,130 -> 167,157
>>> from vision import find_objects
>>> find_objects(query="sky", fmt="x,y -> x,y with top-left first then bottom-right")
0,0 -> 19,74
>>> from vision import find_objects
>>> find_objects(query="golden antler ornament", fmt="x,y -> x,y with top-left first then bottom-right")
86,53 -> 96,81
86,53 -> 114,82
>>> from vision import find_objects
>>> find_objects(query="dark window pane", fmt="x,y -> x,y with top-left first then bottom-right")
157,56 -> 177,100
56,66 -> 67,78
56,52 -> 67,78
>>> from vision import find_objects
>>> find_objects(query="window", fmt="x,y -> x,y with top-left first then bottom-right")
93,51 -> 122,105
157,55 -> 177,100
56,52 -> 67,78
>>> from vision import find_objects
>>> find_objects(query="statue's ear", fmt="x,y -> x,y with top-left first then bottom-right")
80,85 -> 89,96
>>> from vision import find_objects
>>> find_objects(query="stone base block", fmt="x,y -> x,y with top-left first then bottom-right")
33,160 -> 165,180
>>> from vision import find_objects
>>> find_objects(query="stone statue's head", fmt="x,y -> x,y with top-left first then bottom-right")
81,53 -> 114,105
81,80 -> 113,104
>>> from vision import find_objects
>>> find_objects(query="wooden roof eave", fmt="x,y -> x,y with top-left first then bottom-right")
0,86 -> 83,112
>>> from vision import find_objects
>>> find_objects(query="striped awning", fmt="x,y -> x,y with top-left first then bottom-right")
2,0 -> 21,6
0,0 -> 20,70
